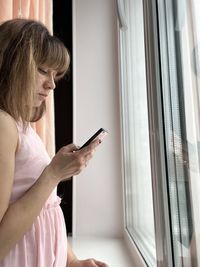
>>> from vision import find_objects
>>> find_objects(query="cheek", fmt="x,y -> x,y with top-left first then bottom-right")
36,77 -> 44,90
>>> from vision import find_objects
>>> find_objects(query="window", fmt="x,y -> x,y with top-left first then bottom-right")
118,0 -> 156,265
118,0 -> 200,266
158,0 -> 200,265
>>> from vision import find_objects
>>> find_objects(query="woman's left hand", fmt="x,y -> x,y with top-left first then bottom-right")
68,258 -> 109,267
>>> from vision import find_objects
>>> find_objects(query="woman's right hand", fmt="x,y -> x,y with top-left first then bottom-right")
46,139 -> 100,183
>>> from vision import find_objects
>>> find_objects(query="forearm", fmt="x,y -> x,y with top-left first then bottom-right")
66,243 -> 78,267
0,166 -> 58,261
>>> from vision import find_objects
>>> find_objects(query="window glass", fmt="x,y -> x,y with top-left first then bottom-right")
157,0 -> 200,265
119,0 -> 156,265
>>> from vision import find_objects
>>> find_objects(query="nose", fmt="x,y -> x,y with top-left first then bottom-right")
45,73 -> 56,90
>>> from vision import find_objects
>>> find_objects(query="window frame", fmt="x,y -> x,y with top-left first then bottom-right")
143,0 -> 173,265
118,0 -> 173,265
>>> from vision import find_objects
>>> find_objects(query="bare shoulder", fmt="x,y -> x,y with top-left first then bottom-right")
0,111 -> 18,222
0,110 -> 18,151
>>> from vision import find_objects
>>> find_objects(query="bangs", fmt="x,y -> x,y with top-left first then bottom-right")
36,36 -> 70,80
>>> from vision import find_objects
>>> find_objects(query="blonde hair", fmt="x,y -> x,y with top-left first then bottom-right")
0,18 -> 70,123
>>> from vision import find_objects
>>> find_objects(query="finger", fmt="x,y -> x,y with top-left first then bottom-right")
62,144 -> 79,153
93,259 -> 109,267
85,150 -> 95,160
87,259 -> 99,267
80,139 -> 101,155
90,138 -> 102,148
78,259 -> 96,267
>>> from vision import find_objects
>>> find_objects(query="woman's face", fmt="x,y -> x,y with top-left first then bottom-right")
34,67 -> 57,107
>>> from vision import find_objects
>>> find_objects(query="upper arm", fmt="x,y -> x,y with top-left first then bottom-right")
0,112 -> 18,222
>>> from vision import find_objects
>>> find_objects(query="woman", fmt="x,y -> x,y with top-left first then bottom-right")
0,18 -> 108,267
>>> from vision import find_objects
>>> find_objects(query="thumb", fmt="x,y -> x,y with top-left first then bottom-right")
62,143 -> 79,153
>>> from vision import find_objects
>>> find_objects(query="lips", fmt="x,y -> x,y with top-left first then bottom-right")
38,93 -> 48,97
38,93 -> 48,101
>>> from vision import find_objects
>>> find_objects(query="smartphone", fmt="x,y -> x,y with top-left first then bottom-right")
79,128 -> 108,149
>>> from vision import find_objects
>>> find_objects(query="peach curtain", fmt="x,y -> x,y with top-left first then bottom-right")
0,0 -> 55,158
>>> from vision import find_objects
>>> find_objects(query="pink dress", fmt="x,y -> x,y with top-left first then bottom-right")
0,123 -> 68,267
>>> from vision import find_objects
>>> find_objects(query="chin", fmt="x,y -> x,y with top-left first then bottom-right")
33,103 -> 41,108
33,101 -> 44,108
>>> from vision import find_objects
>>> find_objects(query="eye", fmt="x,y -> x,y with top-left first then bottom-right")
38,67 -> 48,75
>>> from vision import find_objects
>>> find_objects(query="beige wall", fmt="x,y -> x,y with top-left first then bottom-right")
72,0 -> 123,237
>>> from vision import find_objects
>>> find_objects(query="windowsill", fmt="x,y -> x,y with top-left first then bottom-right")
68,236 -> 134,267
